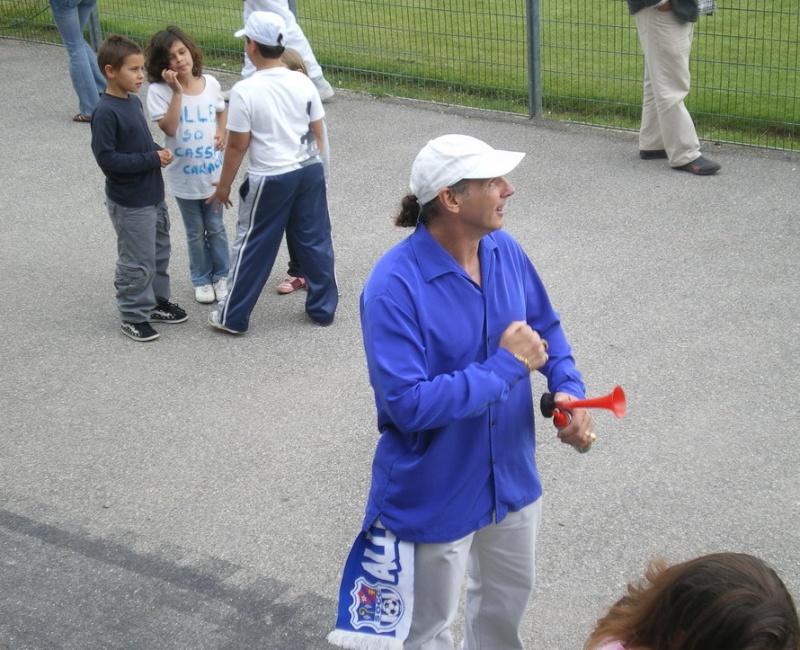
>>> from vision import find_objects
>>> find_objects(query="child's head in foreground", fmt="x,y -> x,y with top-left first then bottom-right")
585,552 -> 800,650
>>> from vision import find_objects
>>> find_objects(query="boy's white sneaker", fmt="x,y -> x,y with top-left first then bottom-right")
213,278 -> 229,301
208,310 -> 242,335
195,284 -> 216,304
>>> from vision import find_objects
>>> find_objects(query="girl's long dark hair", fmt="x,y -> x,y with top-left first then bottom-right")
144,26 -> 203,83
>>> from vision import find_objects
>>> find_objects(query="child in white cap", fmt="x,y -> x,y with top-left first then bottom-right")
206,11 -> 337,333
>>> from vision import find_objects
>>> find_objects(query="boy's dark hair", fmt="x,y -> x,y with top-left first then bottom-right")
97,35 -> 142,76
144,26 -> 203,84
246,37 -> 285,60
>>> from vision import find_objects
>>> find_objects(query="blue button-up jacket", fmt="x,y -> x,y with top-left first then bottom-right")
360,224 -> 585,543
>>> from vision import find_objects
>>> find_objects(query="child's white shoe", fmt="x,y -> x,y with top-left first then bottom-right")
195,284 -> 215,304
213,278 -> 228,301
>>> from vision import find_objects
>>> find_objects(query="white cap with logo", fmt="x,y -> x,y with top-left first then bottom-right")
410,134 -> 525,205
234,10 -> 286,47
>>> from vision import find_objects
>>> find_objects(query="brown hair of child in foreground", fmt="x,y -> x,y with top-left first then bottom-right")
584,552 -> 800,650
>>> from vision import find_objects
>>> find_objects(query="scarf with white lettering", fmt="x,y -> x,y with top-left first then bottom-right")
327,522 -> 415,650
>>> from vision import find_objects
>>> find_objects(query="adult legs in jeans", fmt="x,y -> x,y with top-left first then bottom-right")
635,8 -> 700,167
175,197 -> 230,286
49,0 -> 106,117
405,499 -> 542,650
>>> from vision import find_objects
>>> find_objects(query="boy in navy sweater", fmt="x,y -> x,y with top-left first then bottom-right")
91,35 -> 187,341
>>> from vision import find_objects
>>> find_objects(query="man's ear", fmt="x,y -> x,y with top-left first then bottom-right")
437,186 -> 462,212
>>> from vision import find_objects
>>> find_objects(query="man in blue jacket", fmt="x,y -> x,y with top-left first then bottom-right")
355,134 -> 595,648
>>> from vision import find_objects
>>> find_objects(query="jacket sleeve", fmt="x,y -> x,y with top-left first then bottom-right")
361,293 -> 528,434
528,304 -> 585,399
518,245 -> 586,399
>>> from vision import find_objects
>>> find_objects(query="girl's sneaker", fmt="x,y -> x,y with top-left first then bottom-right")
195,284 -> 215,304
213,277 -> 229,301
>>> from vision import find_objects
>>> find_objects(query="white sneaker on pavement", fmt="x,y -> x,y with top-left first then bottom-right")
208,310 -> 242,334
195,284 -> 215,304
213,278 -> 228,301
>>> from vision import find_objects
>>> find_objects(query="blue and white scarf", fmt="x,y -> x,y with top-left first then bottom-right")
328,522 -> 415,650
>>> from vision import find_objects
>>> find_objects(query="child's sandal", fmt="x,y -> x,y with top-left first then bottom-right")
72,114 -> 92,123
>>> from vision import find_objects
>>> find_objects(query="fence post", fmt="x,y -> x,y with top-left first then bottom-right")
526,0 -> 542,118
87,3 -> 102,51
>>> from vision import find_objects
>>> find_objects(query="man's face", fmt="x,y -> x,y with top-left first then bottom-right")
455,176 -> 516,235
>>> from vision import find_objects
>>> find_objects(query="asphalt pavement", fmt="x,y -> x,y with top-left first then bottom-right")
1,38 -> 798,649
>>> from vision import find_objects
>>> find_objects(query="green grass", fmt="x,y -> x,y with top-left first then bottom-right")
296,0 -> 798,148
2,0 -> 796,149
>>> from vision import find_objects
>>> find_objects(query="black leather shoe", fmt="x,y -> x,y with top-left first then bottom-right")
639,149 -> 668,160
675,155 -> 721,175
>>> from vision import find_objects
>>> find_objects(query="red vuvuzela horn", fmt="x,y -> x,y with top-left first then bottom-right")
540,386 -> 627,420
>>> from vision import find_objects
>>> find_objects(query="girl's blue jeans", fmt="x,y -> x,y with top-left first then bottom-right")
175,197 -> 230,287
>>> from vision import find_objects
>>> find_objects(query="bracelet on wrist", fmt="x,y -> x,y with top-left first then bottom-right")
513,353 -> 534,373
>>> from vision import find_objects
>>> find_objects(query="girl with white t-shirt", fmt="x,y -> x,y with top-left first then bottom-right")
145,26 -> 230,304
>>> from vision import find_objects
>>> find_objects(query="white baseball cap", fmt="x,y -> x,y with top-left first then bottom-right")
234,11 -> 286,47
410,134 -> 525,205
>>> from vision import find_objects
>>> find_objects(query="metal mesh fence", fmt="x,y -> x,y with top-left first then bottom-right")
2,0 -> 797,150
